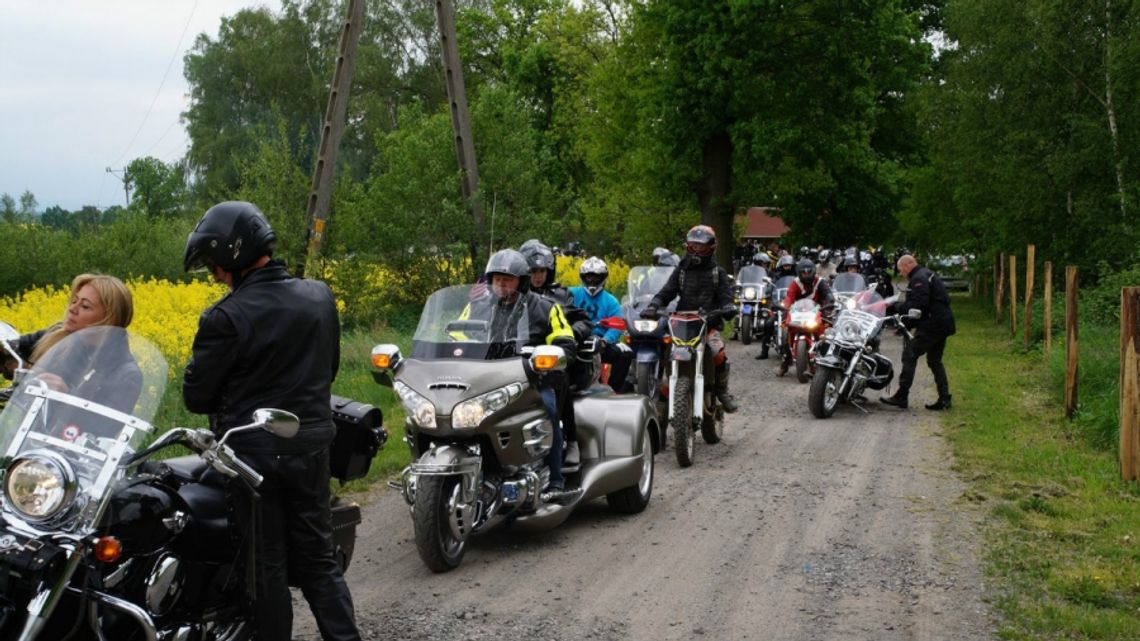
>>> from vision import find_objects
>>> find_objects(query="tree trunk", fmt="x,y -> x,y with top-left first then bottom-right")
696,131 -> 734,269
1104,0 -> 1127,221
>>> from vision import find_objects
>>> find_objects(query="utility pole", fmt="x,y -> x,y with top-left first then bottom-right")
105,166 -> 130,205
434,0 -> 486,278
302,0 -> 365,277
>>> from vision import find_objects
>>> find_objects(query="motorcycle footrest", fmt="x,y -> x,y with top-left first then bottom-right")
562,462 -> 581,475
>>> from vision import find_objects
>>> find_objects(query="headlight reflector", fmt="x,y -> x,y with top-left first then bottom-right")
394,381 -> 436,428
4,451 -> 77,521
452,383 -> 525,428
633,320 -> 657,332
742,287 -> 758,300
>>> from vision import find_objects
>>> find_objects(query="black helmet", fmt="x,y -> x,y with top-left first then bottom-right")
685,225 -> 717,258
752,252 -> 772,267
841,256 -> 860,271
484,249 -> 531,294
520,241 -> 555,272
184,201 -> 276,272
797,258 -> 816,286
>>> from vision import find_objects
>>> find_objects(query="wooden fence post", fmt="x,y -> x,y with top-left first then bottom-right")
1044,261 -> 1053,360
1009,255 -> 1018,337
1024,245 -> 1035,351
1065,266 -> 1079,419
1121,287 -> 1140,481
996,253 -> 1006,323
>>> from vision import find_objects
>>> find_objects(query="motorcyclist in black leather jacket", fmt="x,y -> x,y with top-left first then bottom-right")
641,225 -> 739,413
182,201 -> 361,641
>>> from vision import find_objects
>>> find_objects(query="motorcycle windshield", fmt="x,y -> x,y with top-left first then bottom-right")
411,285 -> 533,360
735,265 -> 767,285
773,275 -> 796,304
0,326 -> 167,535
838,290 -> 897,318
832,273 -> 867,295
627,266 -> 675,308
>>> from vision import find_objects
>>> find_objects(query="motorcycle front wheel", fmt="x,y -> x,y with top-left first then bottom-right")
740,315 -> 753,345
795,339 -> 811,384
413,475 -> 469,573
671,376 -> 696,468
808,367 -> 842,418
635,360 -> 656,398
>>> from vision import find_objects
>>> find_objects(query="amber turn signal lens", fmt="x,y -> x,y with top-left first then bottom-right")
94,536 -> 122,563
372,354 -> 391,369
532,355 -> 558,370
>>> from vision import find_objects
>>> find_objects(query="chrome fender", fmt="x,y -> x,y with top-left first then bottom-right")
401,445 -> 482,507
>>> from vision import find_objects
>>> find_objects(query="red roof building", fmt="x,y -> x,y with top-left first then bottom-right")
739,207 -> 788,241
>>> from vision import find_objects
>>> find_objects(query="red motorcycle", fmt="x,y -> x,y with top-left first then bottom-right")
785,298 -> 828,383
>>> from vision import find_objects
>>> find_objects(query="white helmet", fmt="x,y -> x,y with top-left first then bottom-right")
579,256 -> 609,296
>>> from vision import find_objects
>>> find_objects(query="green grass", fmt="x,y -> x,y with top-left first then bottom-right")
943,296 -> 1140,640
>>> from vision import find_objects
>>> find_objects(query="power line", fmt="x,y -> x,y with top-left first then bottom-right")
110,0 -> 200,167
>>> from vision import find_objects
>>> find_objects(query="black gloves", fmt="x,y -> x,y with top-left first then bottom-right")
640,304 -> 660,320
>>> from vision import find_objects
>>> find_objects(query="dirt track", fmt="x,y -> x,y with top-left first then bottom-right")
296,333 -> 994,641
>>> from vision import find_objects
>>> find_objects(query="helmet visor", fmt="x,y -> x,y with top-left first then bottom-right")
686,241 -> 715,257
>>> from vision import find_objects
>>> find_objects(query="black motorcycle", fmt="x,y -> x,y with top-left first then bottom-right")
623,266 -> 676,405
733,265 -> 774,346
0,322 -> 380,640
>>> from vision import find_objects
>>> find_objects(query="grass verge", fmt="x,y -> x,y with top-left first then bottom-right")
943,297 -> 1140,640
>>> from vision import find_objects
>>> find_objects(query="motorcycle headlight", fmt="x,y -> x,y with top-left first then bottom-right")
845,298 -> 857,310
4,450 -> 78,522
452,383 -> 525,428
743,287 -> 758,300
838,320 -> 862,342
633,319 -> 658,332
394,381 -> 436,428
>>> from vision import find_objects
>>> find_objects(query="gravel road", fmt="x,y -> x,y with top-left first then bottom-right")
296,332 -> 994,641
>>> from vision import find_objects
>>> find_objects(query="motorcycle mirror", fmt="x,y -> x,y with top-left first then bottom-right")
252,408 -> 300,439
907,308 -> 923,320
0,321 -> 19,342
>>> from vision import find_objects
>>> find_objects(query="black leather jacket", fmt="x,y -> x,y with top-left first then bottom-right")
649,256 -> 736,329
534,281 -> 593,342
184,261 -> 340,454
895,265 -> 956,337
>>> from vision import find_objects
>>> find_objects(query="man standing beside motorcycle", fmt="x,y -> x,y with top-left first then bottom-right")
464,248 -> 581,500
777,258 -> 836,376
182,201 -> 362,641
571,257 -> 634,394
640,225 -> 740,413
880,254 -> 956,411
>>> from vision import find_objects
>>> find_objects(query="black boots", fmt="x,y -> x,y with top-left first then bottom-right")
755,345 -> 769,360
715,364 -> 739,413
879,392 -> 908,409
925,395 -> 952,411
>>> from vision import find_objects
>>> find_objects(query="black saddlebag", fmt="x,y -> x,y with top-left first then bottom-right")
865,353 -> 895,390
329,395 -> 387,483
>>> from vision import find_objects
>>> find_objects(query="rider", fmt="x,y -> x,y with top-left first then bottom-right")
773,254 -> 797,280
640,225 -> 739,413
519,240 -> 591,468
749,253 -> 776,360
841,256 -> 862,275
777,258 -> 836,376
465,249 -> 579,501
570,257 -> 633,394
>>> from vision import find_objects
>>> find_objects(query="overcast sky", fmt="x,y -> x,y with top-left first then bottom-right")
1,0 -> 269,211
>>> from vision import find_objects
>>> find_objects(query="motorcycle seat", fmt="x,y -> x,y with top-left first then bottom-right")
164,455 -> 209,483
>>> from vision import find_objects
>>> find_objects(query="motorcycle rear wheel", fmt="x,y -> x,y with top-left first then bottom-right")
795,340 -> 811,384
740,315 -> 753,345
671,376 -> 696,468
808,367 -> 842,418
607,425 -> 654,513
413,475 -> 469,573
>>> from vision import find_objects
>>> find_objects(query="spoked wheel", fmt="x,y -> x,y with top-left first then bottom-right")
413,475 -> 472,573
607,424 -> 654,512
795,340 -> 811,384
740,315 -> 753,345
671,376 -> 696,467
808,367 -> 842,418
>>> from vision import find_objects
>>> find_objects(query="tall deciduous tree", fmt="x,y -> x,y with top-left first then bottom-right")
124,157 -> 186,218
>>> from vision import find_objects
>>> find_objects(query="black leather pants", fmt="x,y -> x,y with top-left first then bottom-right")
897,331 -> 950,399
237,449 -> 361,641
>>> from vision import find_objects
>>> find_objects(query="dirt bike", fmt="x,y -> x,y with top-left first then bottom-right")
0,321 -> 377,641
641,308 -> 726,468
371,285 -> 657,573
808,291 -> 913,418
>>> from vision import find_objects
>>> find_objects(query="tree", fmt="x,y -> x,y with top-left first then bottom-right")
41,205 -> 74,231
0,193 -> 16,224
18,191 -> 37,219
123,157 -> 186,218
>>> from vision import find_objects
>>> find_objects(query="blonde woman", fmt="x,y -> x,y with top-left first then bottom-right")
2,274 -> 140,421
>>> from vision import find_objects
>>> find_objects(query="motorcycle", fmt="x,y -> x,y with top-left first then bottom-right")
786,298 -> 828,384
371,285 -> 656,573
623,266 -> 676,407
771,275 -> 796,367
733,265 -> 774,346
808,290 -> 914,418
0,321 -> 378,641
645,308 -> 726,468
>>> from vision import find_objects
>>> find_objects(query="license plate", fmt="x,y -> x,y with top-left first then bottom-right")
741,305 -> 753,314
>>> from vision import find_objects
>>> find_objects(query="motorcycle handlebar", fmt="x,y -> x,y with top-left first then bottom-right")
215,444 -> 264,487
